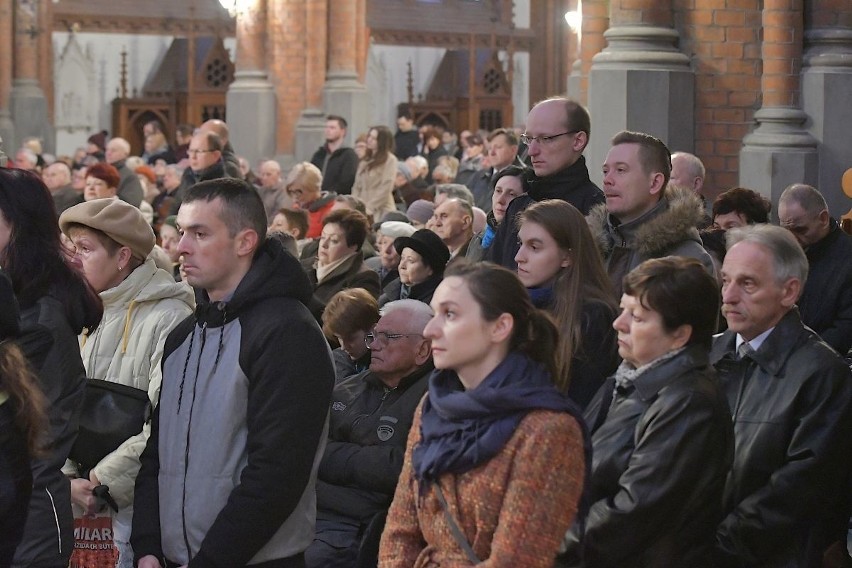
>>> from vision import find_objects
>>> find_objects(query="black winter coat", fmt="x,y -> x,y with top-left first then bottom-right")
561,345 -> 733,568
377,274 -> 442,308
311,145 -> 359,195
317,364 -> 433,522
13,298 -> 87,568
710,308 -> 852,568
0,399 -> 32,567
487,156 -> 604,270
797,219 -> 852,355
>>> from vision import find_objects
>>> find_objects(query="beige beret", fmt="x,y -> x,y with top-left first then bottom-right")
59,198 -> 156,260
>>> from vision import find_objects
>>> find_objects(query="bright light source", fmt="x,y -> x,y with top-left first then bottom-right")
219,0 -> 240,17
564,10 -> 582,32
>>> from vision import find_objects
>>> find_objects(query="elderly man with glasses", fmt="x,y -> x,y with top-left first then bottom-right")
305,299 -> 435,568
487,97 -> 604,269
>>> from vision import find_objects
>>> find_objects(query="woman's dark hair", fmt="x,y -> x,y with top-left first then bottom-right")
445,261 -> 560,381
322,288 -> 380,340
0,169 -> 102,332
323,209 -> 369,250
623,256 -> 719,350
366,125 -> 395,171
490,164 -> 526,190
712,187 -> 771,224
518,200 -> 616,392
1,340 -> 48,454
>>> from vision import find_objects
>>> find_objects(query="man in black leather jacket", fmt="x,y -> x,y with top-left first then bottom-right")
711,224 -> 852,568
305,299 -> 434,568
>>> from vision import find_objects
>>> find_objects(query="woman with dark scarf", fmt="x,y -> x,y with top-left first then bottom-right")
379,262 -> 589,568
515,199 -> 619,409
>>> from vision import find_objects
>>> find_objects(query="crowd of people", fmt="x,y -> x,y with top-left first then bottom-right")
0,94 -> 850,568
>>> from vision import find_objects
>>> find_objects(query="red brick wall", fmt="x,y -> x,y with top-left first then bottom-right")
674,0 -> 763,199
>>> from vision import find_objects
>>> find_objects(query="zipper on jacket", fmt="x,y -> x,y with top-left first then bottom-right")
181,322 -> 207,563
45,487 -> 62,555
351,385 -> 396,430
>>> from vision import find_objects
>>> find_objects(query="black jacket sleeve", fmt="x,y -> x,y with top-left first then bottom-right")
130,400 -> 164,563
320,441 -> 405,495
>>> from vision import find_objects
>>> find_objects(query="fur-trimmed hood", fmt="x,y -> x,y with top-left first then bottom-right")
588,185 -> 706,258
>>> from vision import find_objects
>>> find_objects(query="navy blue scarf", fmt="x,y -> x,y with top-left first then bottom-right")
527,286 -> 554,309
412,351 -> 584,486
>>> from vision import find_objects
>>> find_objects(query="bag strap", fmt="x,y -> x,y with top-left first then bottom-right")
433,482 -> 480,564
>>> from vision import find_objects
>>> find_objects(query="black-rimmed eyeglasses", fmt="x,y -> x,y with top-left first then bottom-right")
519,130 -> 579,146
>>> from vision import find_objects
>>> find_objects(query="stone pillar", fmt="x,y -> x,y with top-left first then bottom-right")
739,0 -> 818,212
800,0 -> 852,216
294,0 -> 328,163
586,0 -> 694,186
226,0 -> 277,168
0,0 -> 15,151
9,0 -> 50,154
322,0 -> 369,146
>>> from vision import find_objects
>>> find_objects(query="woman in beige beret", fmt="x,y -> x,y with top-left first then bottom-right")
58,198 -> 194,568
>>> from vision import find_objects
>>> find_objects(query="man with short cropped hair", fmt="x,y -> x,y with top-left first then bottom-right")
463,128 -> 521,212
105,137 -> 144,207
132,178 -> 334,568
310,115 -> 359,195
257,160 -> 292,223
43,161 -> 83,214
431,198 -> 473,259
587,130 -> 714,296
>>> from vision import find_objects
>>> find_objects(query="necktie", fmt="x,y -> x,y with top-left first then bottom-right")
737,341 -> 755,361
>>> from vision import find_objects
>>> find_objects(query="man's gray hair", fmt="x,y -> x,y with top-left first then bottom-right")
434,183 -> 474,206
779,183 -> 828,216
671,152 -> 706,180
380,299 -> 434,333
726,224 -> 808,288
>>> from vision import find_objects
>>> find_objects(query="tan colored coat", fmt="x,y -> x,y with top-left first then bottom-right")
352,154 -> 398,220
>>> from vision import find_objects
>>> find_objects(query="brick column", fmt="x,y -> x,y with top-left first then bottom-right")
38,0 -> 53,125
226,0 -> 277,169
576,0 -> 608,105
740,0 -> 818,211
0,0 -> 15,152
586,0 -> 694,186
293,0 -> 329,161
801,0 -> 852,215
320,0 -> 369,148
9,0 -> 50,153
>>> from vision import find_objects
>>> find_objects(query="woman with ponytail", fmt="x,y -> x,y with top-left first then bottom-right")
515,199 -> 619,409
379,261 -> 589,568
0,270 -> 48,566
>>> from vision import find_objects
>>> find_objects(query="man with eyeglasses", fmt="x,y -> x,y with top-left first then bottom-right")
178,131 -> 234,194
306,299 -> 434,568
778,183 -> 852,355
487,97 -> 604,269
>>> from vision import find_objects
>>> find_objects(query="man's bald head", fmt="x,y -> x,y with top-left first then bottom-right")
201,120 -> 230,144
